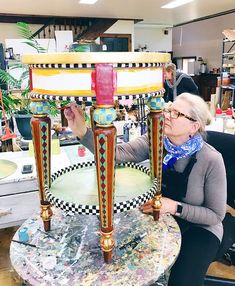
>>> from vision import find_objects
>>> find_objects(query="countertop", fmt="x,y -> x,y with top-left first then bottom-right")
0,144 -> 95,194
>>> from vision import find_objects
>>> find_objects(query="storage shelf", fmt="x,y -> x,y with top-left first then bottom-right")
219,33 -> 235,107
223,39 -> 235,43
221,85 -> 235,90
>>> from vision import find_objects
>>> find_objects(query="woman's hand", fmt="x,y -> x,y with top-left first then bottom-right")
64,103 -> 87,139
140,197 -> 178,215
160,197 -> 177,215
140,200 -> 153,214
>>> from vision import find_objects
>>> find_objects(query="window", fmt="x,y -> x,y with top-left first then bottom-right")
173,57 -> 197,75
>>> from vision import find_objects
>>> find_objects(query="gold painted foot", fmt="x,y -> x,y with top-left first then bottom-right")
40,202 -> 53,231
152,194 -> 162,221
100,231 -> 114,263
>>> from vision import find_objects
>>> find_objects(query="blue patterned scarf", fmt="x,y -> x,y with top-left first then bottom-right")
162,134 -> 203,172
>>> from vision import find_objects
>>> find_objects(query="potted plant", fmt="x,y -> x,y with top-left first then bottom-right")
0,63 -> 31,139
16,22 -> 47,53
0,22 -> 60,140
0,89 -> 20,118
0,63 -> 61,140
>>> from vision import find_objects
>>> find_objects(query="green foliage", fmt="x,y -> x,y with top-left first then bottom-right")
0,63 -> 31,114
0,63 -> 28,89
0,63 -> 61,116
16,22 -> 46,53
71,45 -> 91,52
0,22 -> 62,117
0,89 -> 20,118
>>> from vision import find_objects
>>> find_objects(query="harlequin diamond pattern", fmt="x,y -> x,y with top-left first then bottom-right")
148,113 -> 164,182
99,137 -> 105,146
40,122 -> 49,186
157,116 -> 164,181
98,134 -> 107,227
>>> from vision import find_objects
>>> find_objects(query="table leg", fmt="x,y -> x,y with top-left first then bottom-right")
147,96 -> 165,221
93,125 -> 116,263
30,99 -> 53,231
92,64 -> 116,263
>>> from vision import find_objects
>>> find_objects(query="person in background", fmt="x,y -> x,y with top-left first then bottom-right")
64,93 -> 226,286
164,63 -> 199,102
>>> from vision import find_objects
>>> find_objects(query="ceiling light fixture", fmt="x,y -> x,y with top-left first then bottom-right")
79,0 -> 98,4
161,0 -> 194,9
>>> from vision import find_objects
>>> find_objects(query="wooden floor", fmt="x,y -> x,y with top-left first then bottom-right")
0,226 -> 235,286
207,201 -> 235,281
0,226 -> 22,286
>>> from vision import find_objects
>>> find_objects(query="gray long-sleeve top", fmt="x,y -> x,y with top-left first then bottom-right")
81,129 -> 227,241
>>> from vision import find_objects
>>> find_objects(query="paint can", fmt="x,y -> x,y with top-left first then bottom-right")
18,227 -> 29,242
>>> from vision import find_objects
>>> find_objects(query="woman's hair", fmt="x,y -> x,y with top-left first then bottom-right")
176,93 -> 212,137
165,63 -> 177,79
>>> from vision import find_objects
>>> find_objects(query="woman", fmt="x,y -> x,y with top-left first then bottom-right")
164,63 -> 199,102
64,93 -> 226,286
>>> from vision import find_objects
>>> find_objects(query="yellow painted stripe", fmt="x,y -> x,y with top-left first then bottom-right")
33,88 -> 95,96
22,52 -> 171,64
117,84 -> 163,94
33,69 -> 92,76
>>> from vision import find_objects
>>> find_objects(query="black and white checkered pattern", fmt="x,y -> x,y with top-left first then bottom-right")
30,62 -> 163,69
29,61 -> 165,102
30,89 -> 165,102
45,161 -> 158,216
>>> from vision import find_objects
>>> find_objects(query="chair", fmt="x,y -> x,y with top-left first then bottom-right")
204,131 -> 235,285
206,131 -> 235,209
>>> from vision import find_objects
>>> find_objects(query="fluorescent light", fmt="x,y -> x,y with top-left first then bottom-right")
135,23 -> 173,28
79,0 -> 98,4
161,0 -> 193,9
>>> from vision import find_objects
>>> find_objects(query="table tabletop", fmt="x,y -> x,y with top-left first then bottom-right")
0,145 -> 94,190
10,208 -> 181,286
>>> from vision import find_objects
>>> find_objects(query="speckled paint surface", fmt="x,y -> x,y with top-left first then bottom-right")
10,208 -> 181,286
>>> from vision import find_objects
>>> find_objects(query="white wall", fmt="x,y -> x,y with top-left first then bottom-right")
5,38 -> 56,55
105,20 -> 135,51
0,20 -> 135,52
172,12 -> 235,72
134,26 -> 172,52
0,23 -> 42,47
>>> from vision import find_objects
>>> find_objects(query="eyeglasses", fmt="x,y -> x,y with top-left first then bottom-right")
163,108 -> 197,122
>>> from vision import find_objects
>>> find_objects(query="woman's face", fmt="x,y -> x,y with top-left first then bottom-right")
164,69 -> 173,81
164,99 -> 199,144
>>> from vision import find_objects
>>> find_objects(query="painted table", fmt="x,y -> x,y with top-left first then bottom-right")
10,208 -> 181,286
22,52 -> 170,262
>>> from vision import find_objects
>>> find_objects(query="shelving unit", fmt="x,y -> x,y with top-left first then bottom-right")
219,36 -> 235,108
192,73 -> 219,102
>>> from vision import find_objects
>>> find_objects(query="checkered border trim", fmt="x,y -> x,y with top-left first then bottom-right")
30,62 -> 164,69
30,89 -> 165,102
45,161 -> 158,216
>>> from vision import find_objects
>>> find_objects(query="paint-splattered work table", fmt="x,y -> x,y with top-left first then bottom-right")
10,208 -> 181,286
